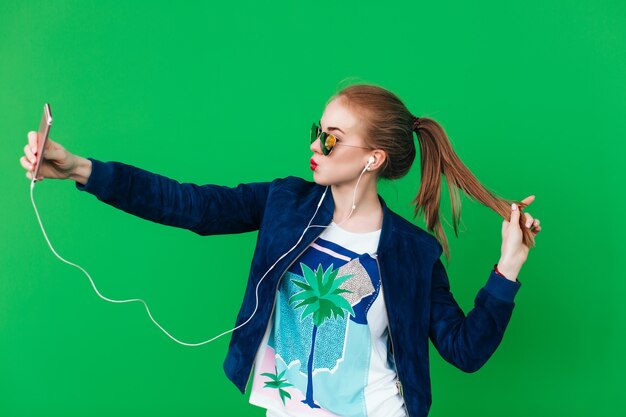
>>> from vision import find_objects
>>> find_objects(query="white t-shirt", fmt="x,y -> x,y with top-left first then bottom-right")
249,222 -> 407,417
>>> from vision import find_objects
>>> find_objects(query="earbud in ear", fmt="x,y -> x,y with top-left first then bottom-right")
365,156 -> 376,171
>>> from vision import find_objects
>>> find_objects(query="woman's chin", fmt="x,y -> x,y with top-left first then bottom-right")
311,173 -> 330,186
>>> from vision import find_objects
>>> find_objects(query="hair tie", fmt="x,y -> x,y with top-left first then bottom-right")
411,115 -> 421,131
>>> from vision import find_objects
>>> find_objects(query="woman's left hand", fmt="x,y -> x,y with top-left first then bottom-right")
497,195 -> 541,281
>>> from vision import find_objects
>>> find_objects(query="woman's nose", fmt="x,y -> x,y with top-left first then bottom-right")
310,137 -> 322,154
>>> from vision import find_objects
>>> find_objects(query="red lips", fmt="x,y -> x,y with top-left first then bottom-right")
310,158 -> 318,171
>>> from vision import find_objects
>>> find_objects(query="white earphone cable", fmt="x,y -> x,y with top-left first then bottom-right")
30,179 -> 218,346
333,161 -> 371,227
29,158 -> 371,347
30,179 -> 332,347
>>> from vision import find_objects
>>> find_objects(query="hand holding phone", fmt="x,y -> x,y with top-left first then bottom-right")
21,103 -> 84,183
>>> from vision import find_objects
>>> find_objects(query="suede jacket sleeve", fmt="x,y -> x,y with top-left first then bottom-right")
428,254 -> 521,373
75,158 -> 271,235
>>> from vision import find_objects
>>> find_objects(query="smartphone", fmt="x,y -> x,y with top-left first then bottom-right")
33,103 -> 53,182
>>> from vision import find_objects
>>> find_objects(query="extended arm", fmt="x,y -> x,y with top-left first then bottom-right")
75,158 -> 271,235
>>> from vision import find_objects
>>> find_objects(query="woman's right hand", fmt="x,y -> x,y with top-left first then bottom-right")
20,131 -> 78,182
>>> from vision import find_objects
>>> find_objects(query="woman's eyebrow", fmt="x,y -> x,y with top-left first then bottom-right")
319,120 -> 345,134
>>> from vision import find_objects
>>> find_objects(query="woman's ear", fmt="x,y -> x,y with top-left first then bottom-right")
368,149 -> 387,172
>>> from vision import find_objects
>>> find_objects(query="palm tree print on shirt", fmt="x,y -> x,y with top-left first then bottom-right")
261,366 -> 294,405
288,263 -> 355,409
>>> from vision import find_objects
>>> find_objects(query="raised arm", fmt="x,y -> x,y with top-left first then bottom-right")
21,131 -> 270,235
76,158 -> 271,235
428,257 -> 521,373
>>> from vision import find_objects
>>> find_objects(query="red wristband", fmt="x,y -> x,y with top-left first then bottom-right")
493,263 -> 508,279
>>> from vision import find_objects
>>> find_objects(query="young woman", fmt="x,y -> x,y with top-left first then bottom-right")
21,83 -> 541,417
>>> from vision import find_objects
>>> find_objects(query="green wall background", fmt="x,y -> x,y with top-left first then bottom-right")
1,0 -> 624,415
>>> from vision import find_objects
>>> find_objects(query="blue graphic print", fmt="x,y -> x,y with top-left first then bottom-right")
266,237 -> 382,416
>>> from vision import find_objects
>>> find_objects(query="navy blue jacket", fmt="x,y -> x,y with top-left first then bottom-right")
76,158 -> 521,417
